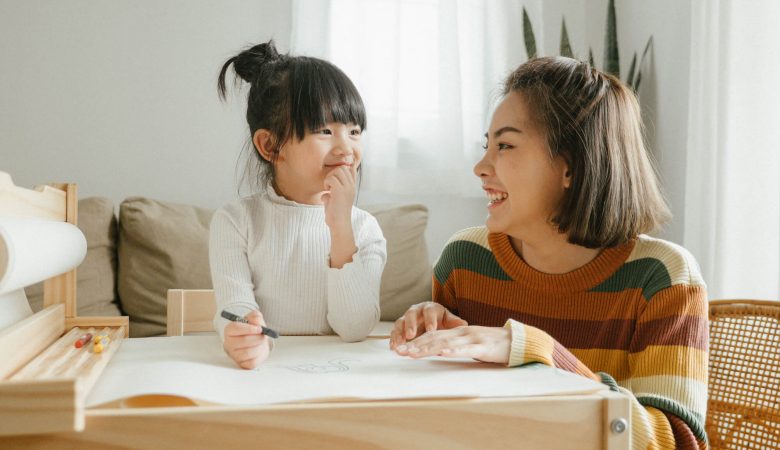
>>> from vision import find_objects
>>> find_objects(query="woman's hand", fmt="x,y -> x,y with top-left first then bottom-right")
390,302 -> 468,350
223,310 -> 272,369
393,325 -> 511,364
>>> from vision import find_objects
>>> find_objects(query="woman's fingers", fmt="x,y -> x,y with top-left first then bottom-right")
390,317 -> 408,349
422,302 -> 443,331
402,304 -> 426,339
395,326 -> 511,364
390,302 -> 464,350
443,309 -> 468,328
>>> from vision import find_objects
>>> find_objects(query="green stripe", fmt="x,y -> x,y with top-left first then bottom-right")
599,372 -> 621,392
590,258 -> 671,301
637,395 -> 708,443
433,240 -> 511,286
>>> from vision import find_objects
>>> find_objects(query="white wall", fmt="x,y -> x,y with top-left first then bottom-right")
1,0 -> 692,260
1,0 -> 291,208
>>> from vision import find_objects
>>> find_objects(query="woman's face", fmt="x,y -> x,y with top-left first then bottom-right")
474,91 -> 570,237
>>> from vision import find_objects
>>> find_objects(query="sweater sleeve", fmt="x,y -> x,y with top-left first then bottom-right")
209,205 -> 259,342
504,282 -> 709,450
325,213 -> 386,342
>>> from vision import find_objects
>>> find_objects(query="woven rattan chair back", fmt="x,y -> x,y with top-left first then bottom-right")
707,299 -> 780,449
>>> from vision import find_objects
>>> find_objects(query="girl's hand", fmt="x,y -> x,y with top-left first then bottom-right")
393,325 -> 511,365
223,310 -> 272,369
390,302 -> 468,350
322,164 -> 357,230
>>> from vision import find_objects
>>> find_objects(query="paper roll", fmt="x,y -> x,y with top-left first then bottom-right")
0,218 -> 87,296
0,289 -> 33,330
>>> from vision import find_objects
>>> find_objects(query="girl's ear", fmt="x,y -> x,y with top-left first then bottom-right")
253,129 -> 275,162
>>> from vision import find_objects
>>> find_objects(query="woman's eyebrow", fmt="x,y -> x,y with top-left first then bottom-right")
492,126 -> 522,138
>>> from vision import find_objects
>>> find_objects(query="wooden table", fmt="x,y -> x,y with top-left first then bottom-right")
1,332 -> 630,449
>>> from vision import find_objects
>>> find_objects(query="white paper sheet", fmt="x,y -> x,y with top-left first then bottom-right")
86,335 -> 606,407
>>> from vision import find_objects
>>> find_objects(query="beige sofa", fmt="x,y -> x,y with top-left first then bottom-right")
26,197 -> 432,337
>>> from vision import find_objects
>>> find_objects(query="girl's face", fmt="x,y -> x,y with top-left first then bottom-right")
474,92 -> 570,238
273,122 -> 363,204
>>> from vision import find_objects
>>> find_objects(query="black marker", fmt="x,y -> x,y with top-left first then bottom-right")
220,310 -> 279,339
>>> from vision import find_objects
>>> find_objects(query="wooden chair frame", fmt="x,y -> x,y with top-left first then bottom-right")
707,298 -> 780,450
166,289 -> 217,336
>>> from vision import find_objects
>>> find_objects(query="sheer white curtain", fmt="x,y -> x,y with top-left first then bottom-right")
291,0 -> 529,196
684,0 -> 780,300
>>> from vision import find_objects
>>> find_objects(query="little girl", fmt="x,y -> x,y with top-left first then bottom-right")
211,41 -> 386,369
391,57 -> 708,449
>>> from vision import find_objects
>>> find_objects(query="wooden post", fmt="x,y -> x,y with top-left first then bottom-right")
43,183 -> 78,317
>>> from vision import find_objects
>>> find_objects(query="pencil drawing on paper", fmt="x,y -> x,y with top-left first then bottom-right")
281,359 -> 358,374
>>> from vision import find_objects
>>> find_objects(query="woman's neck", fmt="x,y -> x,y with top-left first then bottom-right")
509,228 -> 601,275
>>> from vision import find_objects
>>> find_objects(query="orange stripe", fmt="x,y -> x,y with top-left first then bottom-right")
628,346 -> 708,383
646,406 -> 677,450
637,284 -> 708,323
572,348 -> 631,380
452,271 -> 647,321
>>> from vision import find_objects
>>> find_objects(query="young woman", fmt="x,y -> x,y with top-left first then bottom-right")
391,57 -> 707,450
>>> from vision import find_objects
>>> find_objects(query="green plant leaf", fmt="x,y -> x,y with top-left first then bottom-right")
633,36 -> 654,91
589,47 -> 594,66
560,18 -> 573,58
523,7 -> 537,59
626,52 -> 637,89
603,0 -> 619,77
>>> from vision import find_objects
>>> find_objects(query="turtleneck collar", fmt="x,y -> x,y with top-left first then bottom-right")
265,182 -> 323,209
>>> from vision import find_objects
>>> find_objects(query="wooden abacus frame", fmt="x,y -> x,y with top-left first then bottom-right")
0,172 -> 128,436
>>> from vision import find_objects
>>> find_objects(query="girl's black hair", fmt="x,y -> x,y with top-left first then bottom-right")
217,40 -> 367,190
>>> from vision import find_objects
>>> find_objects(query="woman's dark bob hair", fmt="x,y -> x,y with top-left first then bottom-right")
504,57 -> 670,248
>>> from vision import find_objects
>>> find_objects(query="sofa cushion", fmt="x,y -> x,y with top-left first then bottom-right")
362,204 -> 431,320
118,197 -> 213,337
25,197 -> 122,317
117,198 -> 431,337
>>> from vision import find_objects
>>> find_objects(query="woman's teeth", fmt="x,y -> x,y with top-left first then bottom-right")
487,191 -> 508,206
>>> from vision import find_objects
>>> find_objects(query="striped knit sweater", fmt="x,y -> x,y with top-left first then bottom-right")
434,227 -> 708,450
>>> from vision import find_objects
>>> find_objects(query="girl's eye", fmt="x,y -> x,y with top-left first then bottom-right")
317,129 -> 332,135
497,143 -> 513,151
350,129 -> 362,136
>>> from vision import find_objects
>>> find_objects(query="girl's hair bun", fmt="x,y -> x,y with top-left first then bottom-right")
218,40 -> 281,99
231,40 -> 281,82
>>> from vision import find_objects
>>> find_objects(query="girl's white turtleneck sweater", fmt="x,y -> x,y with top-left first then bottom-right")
209,187 -> 386,342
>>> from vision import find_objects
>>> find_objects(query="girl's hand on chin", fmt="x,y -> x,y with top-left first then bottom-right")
394,326 -> 511,365
322,164 -> 357,230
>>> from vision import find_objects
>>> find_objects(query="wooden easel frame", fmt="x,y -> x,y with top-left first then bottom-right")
0,172 -> 128,436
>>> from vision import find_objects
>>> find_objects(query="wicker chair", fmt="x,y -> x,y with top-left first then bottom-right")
707,299 -> 780,449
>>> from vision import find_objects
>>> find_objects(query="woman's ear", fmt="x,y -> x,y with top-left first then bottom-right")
561,160 -> 572,189
252,129 -> 275,162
